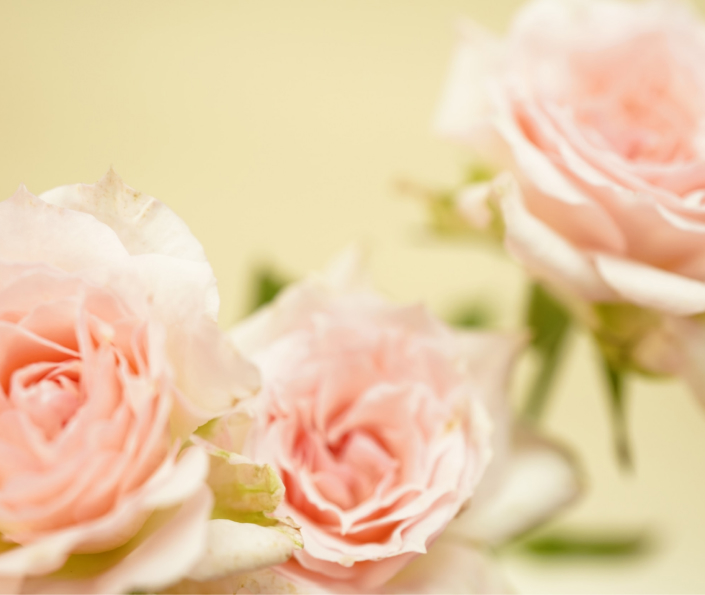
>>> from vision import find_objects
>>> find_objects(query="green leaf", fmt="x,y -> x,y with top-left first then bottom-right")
248,265 -> 289,314
515,529 -> 650,559
600,352 -> 633,471
448,300 -> 493,329
521,283 -> 572,422
464,162 -> 496,184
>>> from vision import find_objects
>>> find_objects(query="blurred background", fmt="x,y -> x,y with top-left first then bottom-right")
1,1 -> 705,592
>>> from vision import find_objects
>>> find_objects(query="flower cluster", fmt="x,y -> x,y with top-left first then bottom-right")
0,173 -> 577,594
6,0 -> 705,593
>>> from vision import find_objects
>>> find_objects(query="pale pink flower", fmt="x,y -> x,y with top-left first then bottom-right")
437,0 -> 705,387
228,250 -> 580,594
0,171 -> 262,594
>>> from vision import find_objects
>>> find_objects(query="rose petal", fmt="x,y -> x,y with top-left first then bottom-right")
0,575 -> 22,595
0,187 -> 129,271
383,537 -> 509,594
39,170 -> 208,264
0,447 -> 207,579
93,486 -> 213,594
501,176 -> 616,301
168,568 -> 319,595
595,254 -> 705,315
434,21 -> 502,142
141,446 -> 210,510
453,331 -> 524,504
169,318 -> 260,437
187,519 -> 301,582
447,429 -> 580,546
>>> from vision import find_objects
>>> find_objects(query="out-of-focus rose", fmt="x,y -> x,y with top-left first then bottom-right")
436,0 -> 705,384
0,171 -> 268,594
227,250 -> 580,594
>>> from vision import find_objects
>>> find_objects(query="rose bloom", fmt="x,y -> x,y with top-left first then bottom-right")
0,171 -> 267,594
228,250 -> 579,594
437,0 -> 705,384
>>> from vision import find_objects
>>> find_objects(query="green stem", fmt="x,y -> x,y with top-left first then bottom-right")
523,345 -> 567,422
521,282 -> 572,424
600,353 -> 633,471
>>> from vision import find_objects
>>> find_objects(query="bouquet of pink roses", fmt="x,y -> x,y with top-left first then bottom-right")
3,0 -> 705,593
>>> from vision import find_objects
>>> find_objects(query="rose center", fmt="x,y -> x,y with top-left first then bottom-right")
566,33 -> 703,163
9,360 -> 83,440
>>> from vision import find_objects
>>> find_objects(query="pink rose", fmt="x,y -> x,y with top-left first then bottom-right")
229,250 -> 580,593
0,171 -> 262,594
437,0 -> 705,317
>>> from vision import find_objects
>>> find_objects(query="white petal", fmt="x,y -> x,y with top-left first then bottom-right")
229,247 -> 375,356
662,317 -> 705,408
142,446 -> 210,510
501,176 -> 616,301
434,21 -> 502,141
383,537 -> 509,594
107,253 -> 219,329
320,244 -> 371,293
453,331 -> 526,503
458,183 -> 494,229
595,254 -> 705,316
40,170 -> 220,319
0,186 -> 129,271
170,317 -> 260,435
168,569 -> 320,595
95,486 -> 213,594
454,331 -> 525,414
187,520 -> 301,583
0,449 -> 210,586
39,169 -> 209,263
0,533 -> 79,578
447,430 -> 581,546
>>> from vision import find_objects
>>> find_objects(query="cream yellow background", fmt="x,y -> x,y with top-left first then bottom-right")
1,1 -> 705,592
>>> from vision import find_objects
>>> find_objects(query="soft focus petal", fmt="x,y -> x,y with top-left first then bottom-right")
167,568 -> 322,595
383,537 -> 509,595
447,429 -> 581,546
230,247 -> 374,356
501,176 -> 616,301
494,104 -> 592,207
666,317 -> 705,408
110,254 -> 220,325
319,245 -> 372,294
434,21 -> 502,142
94,486 -> 213,595
141,446 -> 210,510
0,447 -> 209,588
453,331 -> 525,504
0,576 -> 21,595
595,254 -> 705,316
169,318 -> 260,437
